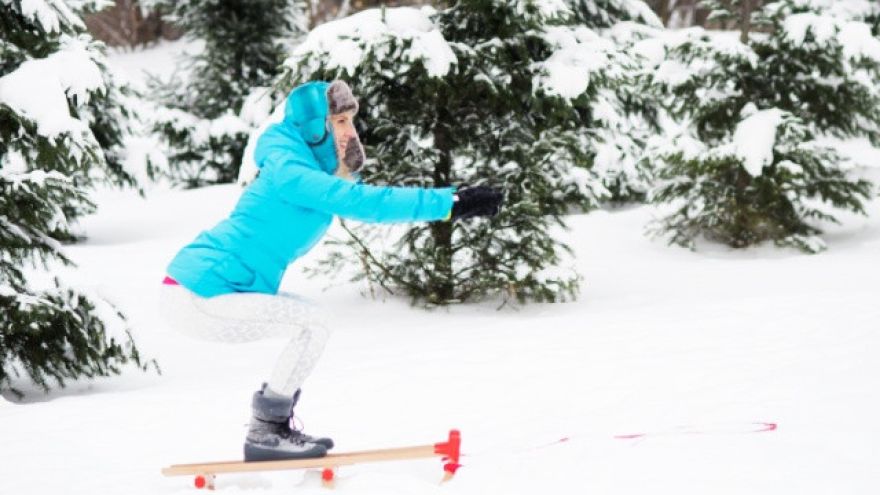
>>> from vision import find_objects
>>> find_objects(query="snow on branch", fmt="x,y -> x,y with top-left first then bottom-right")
287,6 -> 457,78
13,0 -> 84,33
732,105 -> 786,177
532,26 -> 619,99
0,36 -> 105,140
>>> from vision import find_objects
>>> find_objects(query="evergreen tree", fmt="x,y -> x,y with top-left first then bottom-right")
819,0 -> 880,37
148,0 -> 301,186
647,0 -> 879,252
1,0 -> 152,397
281,1 -> 653,305
568,0 -> 663,28
565,0 -> 663,203
869,8 -> 880,36
2,0 -> 139,237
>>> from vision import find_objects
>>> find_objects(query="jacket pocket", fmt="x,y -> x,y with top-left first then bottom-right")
212,253 -> 256,290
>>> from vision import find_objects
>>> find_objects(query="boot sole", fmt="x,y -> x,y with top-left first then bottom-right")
314,438 -> 334,450
243,443 -> 328,462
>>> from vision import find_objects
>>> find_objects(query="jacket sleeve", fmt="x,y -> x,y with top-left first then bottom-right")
258,146 -> 454,224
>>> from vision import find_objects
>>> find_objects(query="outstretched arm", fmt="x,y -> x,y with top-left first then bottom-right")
265,153 -> 454,224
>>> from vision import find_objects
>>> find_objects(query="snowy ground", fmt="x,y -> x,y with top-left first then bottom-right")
2,41 -> 880,495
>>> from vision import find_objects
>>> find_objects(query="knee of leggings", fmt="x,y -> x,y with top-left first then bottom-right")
292,308 -> 330,342
308,318 -> 332,344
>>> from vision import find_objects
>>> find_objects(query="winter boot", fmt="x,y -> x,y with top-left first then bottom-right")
288,388 -> 335,450
243,388 -> 327,462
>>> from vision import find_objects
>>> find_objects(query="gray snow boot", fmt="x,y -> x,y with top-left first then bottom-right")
243,388 -> 327,462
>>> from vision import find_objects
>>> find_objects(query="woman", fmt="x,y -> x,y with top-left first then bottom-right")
159,80 -> 503,461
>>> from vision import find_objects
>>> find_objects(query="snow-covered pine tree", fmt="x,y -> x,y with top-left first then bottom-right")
2,0 -> 139,236
281,0 -> 646,304
823,0 -> 880,37
148,0 -> 301,186
565,0 -> 664,203
568,0 -> 663,29
157,0 -> 302,117
647,0 -> 878,252
868,7 -> 880,36
1,0 -> 152,397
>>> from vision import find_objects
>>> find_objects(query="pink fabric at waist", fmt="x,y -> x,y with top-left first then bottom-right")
162,276 -> 180,286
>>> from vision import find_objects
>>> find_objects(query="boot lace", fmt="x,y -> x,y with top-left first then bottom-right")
286,415 -> 315,443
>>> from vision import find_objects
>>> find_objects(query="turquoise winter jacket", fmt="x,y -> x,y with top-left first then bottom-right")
166,81 -> 455,297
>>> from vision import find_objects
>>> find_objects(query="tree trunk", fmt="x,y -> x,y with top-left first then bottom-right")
84,0 -> 181,47
658,0 -> 671,27
429,111 -> 454,302
739,0 -> 753,43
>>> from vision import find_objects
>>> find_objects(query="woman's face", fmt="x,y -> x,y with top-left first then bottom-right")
329,111 -> 364,179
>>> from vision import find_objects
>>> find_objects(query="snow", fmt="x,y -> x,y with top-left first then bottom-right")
769,0 -> 880,23
17,0 -> 83,33
289,7 -> 457,78
819,136 -> 880,170
828,0 -> 880,19
239,102 -> 286,186
527,0 -> 570,19
650,29 -> 758,88
534,27 -> 617,99
653,59 -> 692,86
784,12 -> 838,45
732,105 -> 787,177
0,215 -> 32,244
626,0 -> 664,28
0,36 -> 104,140
239,87 -> 274,128
105,38 -> 203,91
1,150 -> 28,175
151,107 -> 249,146
208,113 -> 251,138
781,11 -> 880,62
0,168 -> 69,189
837,21 -> 880,62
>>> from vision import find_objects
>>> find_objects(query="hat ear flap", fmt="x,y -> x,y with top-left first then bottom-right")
286,82 -> 331,144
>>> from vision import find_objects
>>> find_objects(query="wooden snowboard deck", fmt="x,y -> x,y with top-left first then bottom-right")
161,430 -> 461,489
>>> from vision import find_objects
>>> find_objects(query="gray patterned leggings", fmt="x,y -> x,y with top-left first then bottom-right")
158,284 -> 330,396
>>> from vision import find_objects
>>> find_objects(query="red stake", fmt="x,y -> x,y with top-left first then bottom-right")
434,429 -> 462,476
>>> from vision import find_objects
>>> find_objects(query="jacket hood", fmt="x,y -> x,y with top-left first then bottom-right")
282,80 -> 338,174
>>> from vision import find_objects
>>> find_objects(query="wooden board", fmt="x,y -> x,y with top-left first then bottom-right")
162,444 -> 438,476
161,430 -> 461,489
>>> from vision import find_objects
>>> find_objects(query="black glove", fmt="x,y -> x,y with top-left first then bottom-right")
450,186 -> 503,221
